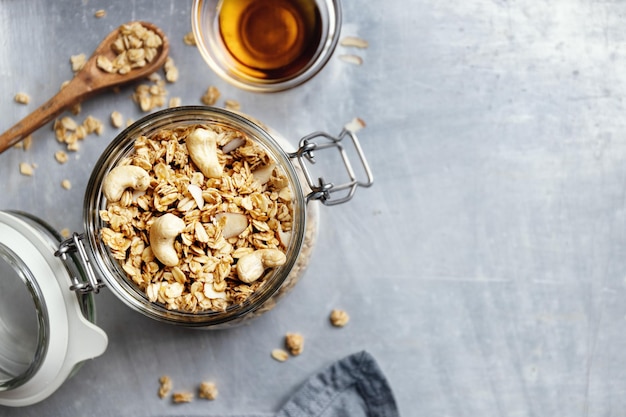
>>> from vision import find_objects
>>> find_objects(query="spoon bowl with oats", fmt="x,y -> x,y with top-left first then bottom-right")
0,21 -> 169,154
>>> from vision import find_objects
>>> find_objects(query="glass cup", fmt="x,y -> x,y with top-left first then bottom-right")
192,0 -> 342,92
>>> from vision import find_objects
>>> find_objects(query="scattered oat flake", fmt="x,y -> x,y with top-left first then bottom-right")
61,179 -> 72,190
19,162 -> 34,176
344,117 -> 366,133
271,349 -> 289,362
198,382 -> 218,400
70,54 -> 87,72
158,375 -> 172,399
172,392 -> 193,403
183,31 -> 197,46
201,86 -> 220,106
132,79 -> 167,112
60,228 -> 71,238
70,102 -> 82,115
330,309 -> 350,327
164,57 -> 179,83
340,36 -> 369,49
14,92 -> 30,104
22,135 -> 33,151
169,97 -> 182,108
55,150 -> 69,164
53,115 -> 103,151
94,9 -> 106,18
84,115 -> 104,135
224,99 -> 240,111
285,333 -> 304,356
111,111 -> 124,128
339,54 -> 363,65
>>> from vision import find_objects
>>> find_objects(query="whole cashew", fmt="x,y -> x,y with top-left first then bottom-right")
102,165 -> 151,202
149,213 -> 185,266
236,248 -> 287,283
186,127 -> 222,179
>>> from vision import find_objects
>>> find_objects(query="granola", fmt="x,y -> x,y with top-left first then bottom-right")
158,375 -> 172,398
53,115 -> 103,152
19,162 -> 34,176
183,31 -> 197,46
172,392 -> 193,403
110,111 -> 124,128
330,309 -> 350,327
285,332 -> 304,355
97,22 -> 163,75
14,92 -> 30,104
164,57 -> 179,83
70,54 -> 87,72
14,135 -> 33,151
271,349 -> 289,362
132,76 -> 167,112
201,86 -> 220,106
99,123 -> 295,313
198,381 -> 218,400
224,99 -> 240,111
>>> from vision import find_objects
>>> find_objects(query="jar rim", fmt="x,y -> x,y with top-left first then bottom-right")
83,106 -> 308,326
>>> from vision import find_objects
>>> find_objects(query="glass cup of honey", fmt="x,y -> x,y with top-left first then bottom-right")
192,0 -> 341,92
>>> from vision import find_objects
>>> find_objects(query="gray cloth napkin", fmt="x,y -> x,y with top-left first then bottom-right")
277,350 -> 399,417
159,350 -> 399,417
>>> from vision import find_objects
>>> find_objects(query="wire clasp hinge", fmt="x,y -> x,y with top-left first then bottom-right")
289,128 -> 374,206
55,232 -> 104,294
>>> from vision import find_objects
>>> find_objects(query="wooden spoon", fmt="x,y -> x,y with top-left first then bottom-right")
0,21 -> 169,154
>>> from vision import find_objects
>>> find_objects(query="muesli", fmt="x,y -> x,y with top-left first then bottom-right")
99,122 -> 295,313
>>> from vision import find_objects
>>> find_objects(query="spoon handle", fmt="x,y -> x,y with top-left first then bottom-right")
0,76 -> 90,154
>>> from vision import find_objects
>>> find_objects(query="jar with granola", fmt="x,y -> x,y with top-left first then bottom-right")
0,105 -> 372,405
79,107 -> 370,327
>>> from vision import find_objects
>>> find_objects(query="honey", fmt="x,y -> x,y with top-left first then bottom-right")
217,0 -> 322,80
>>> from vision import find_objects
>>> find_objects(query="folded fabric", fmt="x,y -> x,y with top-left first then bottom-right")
277,350 -> 400,417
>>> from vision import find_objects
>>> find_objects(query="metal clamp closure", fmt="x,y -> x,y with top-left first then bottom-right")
289,128 -> 374,205
55,233 -> 104,294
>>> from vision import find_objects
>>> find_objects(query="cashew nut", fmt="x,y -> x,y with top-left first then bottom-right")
186,127 -> 222,179
236,249 -> 287,283
102,165 -> 151,202
149,213 -> 185,266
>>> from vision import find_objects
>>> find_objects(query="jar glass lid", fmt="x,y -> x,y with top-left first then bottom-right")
0,211 -> 107,407
0,243 -> 46,391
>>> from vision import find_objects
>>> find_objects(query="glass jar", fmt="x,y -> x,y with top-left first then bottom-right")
0,106 -> 371,406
